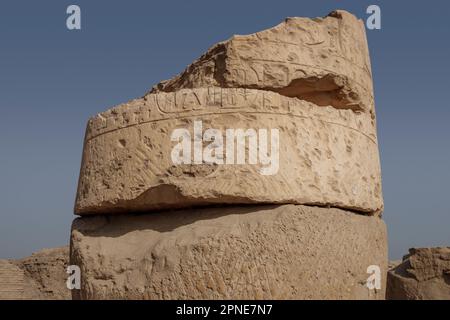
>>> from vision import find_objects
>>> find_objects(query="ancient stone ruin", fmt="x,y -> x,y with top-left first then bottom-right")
0,247 -> 69,300
387,247 -> 450,300
70,10 -> 388,299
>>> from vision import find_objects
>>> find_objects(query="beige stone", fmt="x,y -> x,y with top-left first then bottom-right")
75,88 -> 382,215
74,10 -> 382,216
387,247 -> 450,300
388,260 -> 401,270
70,205 -> 388,300
0,260 -> 24,300
0,247 -> 70,300
150,10 -> 374,114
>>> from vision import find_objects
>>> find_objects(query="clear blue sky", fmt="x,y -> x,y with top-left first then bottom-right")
1,0 -> 449,259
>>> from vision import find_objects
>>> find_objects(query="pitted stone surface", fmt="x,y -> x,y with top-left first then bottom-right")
0,247 -> 70,300
70,205 -> 388,300
70,10 -> 387,301
15,247 -> 70,300
0,260 -> 24,300
75,88 -> 382,215
387,248 -> 450,300
75,10 -> 383,216
150,10 -> 374,114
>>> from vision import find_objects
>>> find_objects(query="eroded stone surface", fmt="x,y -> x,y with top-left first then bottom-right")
150,10 -> 374,113
0,247 -> 70,300
387,247 -> 450,300
75,10 -> 383,216
75,88 -> 382,215
0,260 -> 24,300
70,205 -> 387,300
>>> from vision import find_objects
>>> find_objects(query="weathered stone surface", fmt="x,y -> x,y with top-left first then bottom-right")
387,247 -> 450,300
70,205 -> 388,300
150,10 -> 374,114
0,260 -> 24,300
71,11 -> 386,301
15,247 -> 70,300
388,260 -> 401,270
75,88 -> 382,215
75,10 -> 382,216
0,247 -> 70,300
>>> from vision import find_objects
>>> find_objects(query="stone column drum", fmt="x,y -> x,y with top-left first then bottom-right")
71,10 -> 388,300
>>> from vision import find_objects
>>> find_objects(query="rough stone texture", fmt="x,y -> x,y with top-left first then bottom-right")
71,10 -> 387,301
70,205 -> 388,300
74,10 -> 382,216
75,88 -> 382,216
0,247 -> 70,300
150,10 -> 374,114
388,260 -> 401,270
0,260 -> 24,300
387,248 -> 450,300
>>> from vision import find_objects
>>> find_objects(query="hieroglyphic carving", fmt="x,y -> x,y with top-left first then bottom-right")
86,88 -> 376,142
151,11 -> 374,112
76,88 -> 382,215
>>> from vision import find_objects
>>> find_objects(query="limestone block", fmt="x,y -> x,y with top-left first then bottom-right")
75,88 -> 382,215
150,10 -> 374,114
70,205 -> 388,300
387,248 -> 450,300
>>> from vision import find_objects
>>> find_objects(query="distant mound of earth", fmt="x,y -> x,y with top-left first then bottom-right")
0,246 -> 69,300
